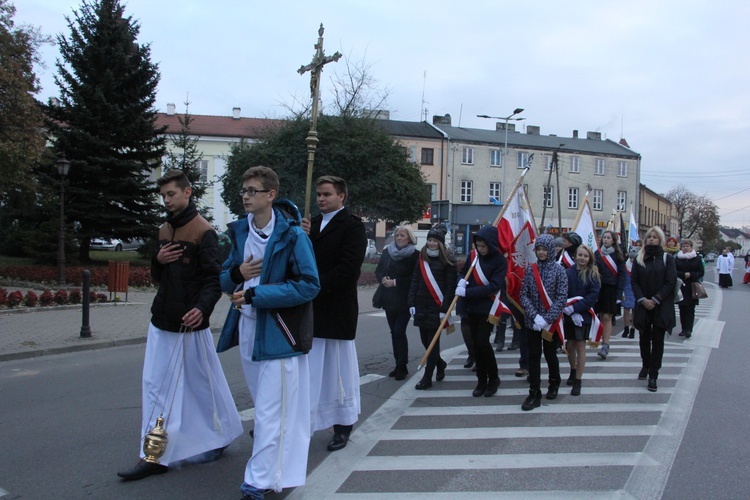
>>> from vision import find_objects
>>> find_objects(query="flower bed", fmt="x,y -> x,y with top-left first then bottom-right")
0,287 -> 109,309
0,265 -> 153,287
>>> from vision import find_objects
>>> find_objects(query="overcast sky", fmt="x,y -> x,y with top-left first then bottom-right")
15,0 -> 750,228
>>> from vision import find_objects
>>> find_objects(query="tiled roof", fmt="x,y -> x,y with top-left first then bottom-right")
155,113 -> 285,139
375,119 -> 446,139
434,124 -> 641,158
719,227 -> 750,239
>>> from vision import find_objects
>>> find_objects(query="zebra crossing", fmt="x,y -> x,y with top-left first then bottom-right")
291,282 -> 723,499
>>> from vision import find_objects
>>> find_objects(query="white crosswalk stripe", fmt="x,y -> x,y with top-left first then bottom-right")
292,282 -> 724,499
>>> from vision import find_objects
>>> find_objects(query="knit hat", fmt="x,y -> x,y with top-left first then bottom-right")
534,233 -> 557,254
563,231 -> 582,248
427,224 -> 447,244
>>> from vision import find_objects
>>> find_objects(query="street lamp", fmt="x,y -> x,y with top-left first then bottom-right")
477,108 -> 525,200
57,155 -> 71,286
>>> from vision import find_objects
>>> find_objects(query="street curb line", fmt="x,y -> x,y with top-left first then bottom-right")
0,336 -> 148,362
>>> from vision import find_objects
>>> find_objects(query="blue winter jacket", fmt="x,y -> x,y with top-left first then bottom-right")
217,200 -> 320,360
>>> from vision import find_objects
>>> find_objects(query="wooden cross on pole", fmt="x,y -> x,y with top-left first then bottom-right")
297,23 -> 342,219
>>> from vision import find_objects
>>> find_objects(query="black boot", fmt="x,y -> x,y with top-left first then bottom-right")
463,355 -> 475,369
393,364 -> 408,381
415,375 -> 432,390
546,381 -> 560,400
522,390 -> 542,411
628,327 -> 635,339
436,359 -> 447,381
472,382 -> 487,397
484,378 -> 500,397
567,369 -> 577,386
621,327 -> 629,337
571,379 -> 582,396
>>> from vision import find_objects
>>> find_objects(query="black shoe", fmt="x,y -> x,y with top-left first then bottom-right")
571,379 -> 581,396
415,377 -> 432,390
647,378 -> 658,392
393,364 -> 408,381
684,331 -> 692,339
472,384 -> 487,397
628,328 -> 635,339
463,356 -> 475,369
546,383 -> 559,400
678,331 -> 686,337
567,369 -> 577,386
472,364 -> 477,373
388,367 -> 397,377
484,378 -> 500,397
508,341 -> 519,351
117,460 -> 168,481
436,359 -> 447,381
621,328 -> 630,337
327,433 -> 350,452
638,367 -> 648,380
521,390 -> 542,411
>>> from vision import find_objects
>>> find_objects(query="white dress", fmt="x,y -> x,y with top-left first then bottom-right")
308,337 -> 361,432
238,212 -> 311,492
140,324 -> 243,466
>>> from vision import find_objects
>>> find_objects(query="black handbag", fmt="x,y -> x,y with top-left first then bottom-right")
372,285 -> 386,309
273,300 -> 313,354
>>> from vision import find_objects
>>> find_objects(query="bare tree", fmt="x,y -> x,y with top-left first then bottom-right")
328,53 -> 391,117
666,185 -> 719,239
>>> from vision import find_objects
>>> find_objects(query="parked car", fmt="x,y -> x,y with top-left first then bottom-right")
90,238 -> 144,252
365,239 -> 378,259
705,253 -> 717,263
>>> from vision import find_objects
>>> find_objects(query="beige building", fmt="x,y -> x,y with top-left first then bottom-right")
638,183 -> 676,238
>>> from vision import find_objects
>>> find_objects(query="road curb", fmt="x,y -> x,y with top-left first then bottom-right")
0,336 -> 148,362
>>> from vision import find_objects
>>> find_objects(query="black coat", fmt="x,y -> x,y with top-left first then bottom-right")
631,248 -> 676,332
674,254 -> 704,306
407,252 -> 458,329
309,208 -> 367,340
375,246 -> 419,313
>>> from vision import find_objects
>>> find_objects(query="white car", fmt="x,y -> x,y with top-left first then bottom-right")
365,239 -> 378,259
90,238 -> 144,252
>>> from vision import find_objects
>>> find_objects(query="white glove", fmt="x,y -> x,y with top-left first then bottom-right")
534,314 -> 547,331
439,312 -> 446,319
455,285 -> 466,297
457,279 -> 468,288
563,305 -> 574,316
409,307 -> 415,317
616,299 -> 622,305
571,313 -> 583,327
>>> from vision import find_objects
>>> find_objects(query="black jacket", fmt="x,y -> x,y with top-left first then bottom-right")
309,208 -> 367,340
150,201 -> 221,332
407,252 -> 458,329
674,254 -> 704,306
631,246 -> 676,332
457,224 -> 507,317
375,245 -> 419,313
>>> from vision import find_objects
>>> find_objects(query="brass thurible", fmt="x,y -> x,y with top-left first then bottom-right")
142,416 -> 168,464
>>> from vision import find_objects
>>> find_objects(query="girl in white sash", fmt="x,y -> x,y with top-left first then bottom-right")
594,230 -> 626,359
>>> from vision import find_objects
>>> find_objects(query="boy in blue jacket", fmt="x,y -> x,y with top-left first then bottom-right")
219,166 -> 320,499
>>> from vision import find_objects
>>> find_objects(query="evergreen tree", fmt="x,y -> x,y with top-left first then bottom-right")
162,99 -> 212,221
46,0 -> 165,262
0,0 -> 48,194
221,115 -> 429,224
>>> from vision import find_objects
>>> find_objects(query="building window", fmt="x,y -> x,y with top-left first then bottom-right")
570,156 -> 580,173
592,189 -> 603,210
517,151 -> 529,168
489,182 -> 501,200
490,149 -> 502,167
617,191 -> 627,211
618,161 -> 628,177
195,159 -> 208,183
568,187 -> 579,209
429,183 -> 437,201
421,148 -> 434,165
461,147 -> 474,165
460,180 -> 473,203
544,155 -> 553,171
543,185 -> 553,208
595,158 -> 605,175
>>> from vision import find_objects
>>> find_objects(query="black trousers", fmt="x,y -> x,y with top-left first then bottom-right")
464,314 -> 498,385
385,308 -> 410,366
678,302 -> 696,333
418,326 -> 442,377
639,323 -> 666,379
526,327 -> 561,392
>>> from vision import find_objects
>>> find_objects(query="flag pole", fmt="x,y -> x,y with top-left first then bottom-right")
418,163 -> 533,371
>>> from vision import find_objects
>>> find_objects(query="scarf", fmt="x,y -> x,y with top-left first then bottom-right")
426,248 -> 439,258
387,241 -> 416,261
600,245 -> 615,255
644,244 -> 661,257
677,250 -> 697,259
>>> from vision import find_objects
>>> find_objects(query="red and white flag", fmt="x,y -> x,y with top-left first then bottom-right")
497,185 -> 537,324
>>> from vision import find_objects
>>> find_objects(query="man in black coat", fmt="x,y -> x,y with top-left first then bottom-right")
302,176 -> 367,452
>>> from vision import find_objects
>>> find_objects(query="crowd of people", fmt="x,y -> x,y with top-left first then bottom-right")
115,166 -> 730,498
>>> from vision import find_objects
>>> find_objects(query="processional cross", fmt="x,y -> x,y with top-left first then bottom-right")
298,24 -> 342,218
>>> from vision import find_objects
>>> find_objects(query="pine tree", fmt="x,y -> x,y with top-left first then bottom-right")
46,0 -> 165,262
162,99 -> 212,222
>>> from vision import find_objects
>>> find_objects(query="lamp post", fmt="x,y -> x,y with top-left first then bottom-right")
57,155 -> 71,286
477,108 -> 525,200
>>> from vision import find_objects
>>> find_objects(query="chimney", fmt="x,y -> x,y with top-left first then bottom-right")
166,103 -> 175,115
232,107 -> 241,119
496,122 -> 516,132
527,125 -> 540,135
432,113 -> 451,126
573,130 -> 578,138
586,131 -> 602,140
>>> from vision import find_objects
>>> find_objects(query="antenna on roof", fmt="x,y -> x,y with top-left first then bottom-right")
420,70 -> 429,122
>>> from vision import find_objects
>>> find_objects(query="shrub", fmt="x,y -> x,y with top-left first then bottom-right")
95,293 -> 108,303
7,290 -> 23,308
54,289 -> 69,305
39,289 -> 54,306
23,291 -> 39,307
0,287 -> 7,306
69,289 -> 82,304
89,291 -> 98,303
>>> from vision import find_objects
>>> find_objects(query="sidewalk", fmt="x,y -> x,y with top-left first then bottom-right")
0,285 -> 378,362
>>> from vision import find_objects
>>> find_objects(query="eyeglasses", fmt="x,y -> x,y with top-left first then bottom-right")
239,187 -> 271,197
